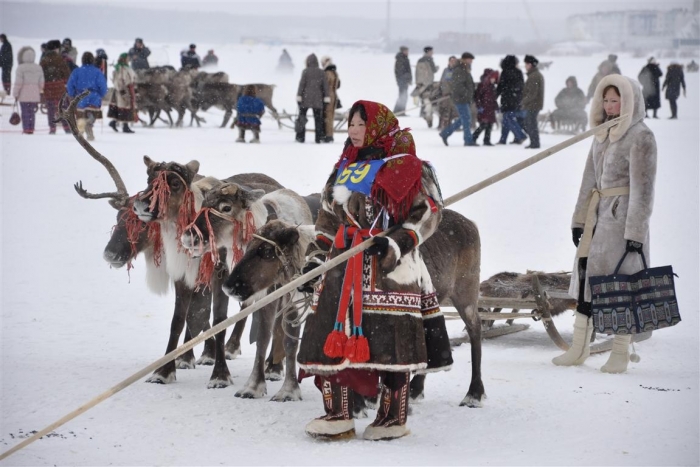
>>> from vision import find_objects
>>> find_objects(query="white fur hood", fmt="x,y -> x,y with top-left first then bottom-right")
589,74 -> 646,144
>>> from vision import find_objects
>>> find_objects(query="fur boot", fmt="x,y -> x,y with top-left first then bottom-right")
236,128 -> 245,143
250,129 -> 260,143
601,335 -> 631,373
77,117 -> 87,136
305,380 -> 355,440
85,123 -> 95,141
363,373 -> 410,441
552,312 -> 593,366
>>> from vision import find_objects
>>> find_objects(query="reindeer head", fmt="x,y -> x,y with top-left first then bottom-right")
133,156 -> 200,223
222,220 -> 303,302
180,182 -> 265,258
60,92 -> 155,270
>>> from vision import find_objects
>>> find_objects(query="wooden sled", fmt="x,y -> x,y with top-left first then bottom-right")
446,272 -> 652,353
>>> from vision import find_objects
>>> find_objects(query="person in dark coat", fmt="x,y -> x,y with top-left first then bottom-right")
472,68 -> 499,146
662,62 -> 686,119
587,54 -> 621,102
66,52 -> 107,141
40,40 -> 71,134
437,56 -> 459,131
180,44 -> 201,70
277,49 -> 294,74
496,54 -> 527,144
235,84 -> 265,143
439,52 -> 476,146
550,76 -> 587,130
393,46 -> 412,114
95,48 -> 109,81
521,54 -> 545,149
638,57 -> 663,118
0,34 -> 14,93
128,38 -> 151,71
295,53 -> 329,143
202,50 -> 218,67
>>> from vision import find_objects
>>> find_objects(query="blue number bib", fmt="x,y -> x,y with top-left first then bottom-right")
334,160 -> 386,196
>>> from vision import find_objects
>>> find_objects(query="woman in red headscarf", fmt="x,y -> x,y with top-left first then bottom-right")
296,100 -> 452,441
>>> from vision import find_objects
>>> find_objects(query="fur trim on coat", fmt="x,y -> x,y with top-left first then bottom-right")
570,75 -> 657,302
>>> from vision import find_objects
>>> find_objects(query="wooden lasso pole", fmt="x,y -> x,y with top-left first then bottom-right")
0,114 -> 626,462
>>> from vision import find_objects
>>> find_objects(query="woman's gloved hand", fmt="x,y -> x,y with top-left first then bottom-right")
572,228 -> 584,247
297,262 -> 321,293
626,240 -> 643,253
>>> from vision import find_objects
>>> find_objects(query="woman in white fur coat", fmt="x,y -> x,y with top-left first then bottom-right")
553,74 -> 657,373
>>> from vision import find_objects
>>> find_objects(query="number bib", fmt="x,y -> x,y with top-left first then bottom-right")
334,160 -> 386,196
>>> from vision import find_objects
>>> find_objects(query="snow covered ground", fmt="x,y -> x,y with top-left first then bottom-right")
1,39 -> 698,466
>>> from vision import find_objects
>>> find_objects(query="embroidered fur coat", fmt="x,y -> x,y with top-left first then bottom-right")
297,101 -> 453,377
569,75 -> 657,302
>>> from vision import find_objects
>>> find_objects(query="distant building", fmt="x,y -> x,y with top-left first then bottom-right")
567,5 -> 699,53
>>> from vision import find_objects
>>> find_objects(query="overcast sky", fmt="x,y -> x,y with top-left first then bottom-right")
11,0 -> 697,19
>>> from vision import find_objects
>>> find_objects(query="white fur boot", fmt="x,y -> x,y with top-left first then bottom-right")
601,335 -> 631,374
77,117 -> 87,136
552,312 -> 593,366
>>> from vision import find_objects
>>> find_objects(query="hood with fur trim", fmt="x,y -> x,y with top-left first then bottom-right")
589,74 -> 645,143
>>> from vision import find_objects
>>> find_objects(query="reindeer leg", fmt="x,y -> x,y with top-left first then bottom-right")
221,108 -> 232,128
185,286 -> 216,366
207,261 -> 233,389
235,293 -> 276,399
265,312 -> 285,381
225,315 -> 247,359
146,280 -> 193,384
271,293 -> 302,402
454,282 -> 485,408
176,327 -> 197,369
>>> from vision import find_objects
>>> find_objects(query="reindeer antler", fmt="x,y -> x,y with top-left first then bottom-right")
58,91 -> 130,210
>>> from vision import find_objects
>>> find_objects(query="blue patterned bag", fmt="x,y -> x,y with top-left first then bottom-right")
590,252 -> 681,335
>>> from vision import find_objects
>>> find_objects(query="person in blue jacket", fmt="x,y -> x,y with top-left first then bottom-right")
67,52 -> 107,141
235,85 -> 265,143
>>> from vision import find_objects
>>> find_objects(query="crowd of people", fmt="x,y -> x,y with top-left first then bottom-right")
392,46 -> 689,150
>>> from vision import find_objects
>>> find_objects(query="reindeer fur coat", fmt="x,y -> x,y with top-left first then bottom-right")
569,75 -> 657,302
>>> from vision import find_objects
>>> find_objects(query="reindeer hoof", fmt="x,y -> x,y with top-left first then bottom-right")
225,348 -> 242,360
196,356 -> 215,366
145,372 -> 176,384
265,369 -> 284,381
270,387 -> 302,402
235,384 -> 267,399
207,377 -> 233,389
459,393 -> 486,408
176,358 -> 196,370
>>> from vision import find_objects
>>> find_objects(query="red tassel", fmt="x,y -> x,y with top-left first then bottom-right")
323,330 -> 348,359
354,335 -> 370,363
195,252 -> 215,291
148,222 -> 163,267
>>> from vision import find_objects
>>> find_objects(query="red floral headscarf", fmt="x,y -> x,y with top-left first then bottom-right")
337,100 -> 423,222
338,100 -> 416,165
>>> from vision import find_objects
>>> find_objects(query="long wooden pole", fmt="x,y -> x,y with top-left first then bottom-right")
443,114 -> 626,206
0,115 -> 625,462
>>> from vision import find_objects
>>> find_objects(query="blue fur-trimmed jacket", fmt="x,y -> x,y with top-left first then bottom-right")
66,64 -> 107,109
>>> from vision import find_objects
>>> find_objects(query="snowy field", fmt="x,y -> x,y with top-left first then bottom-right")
1,38 -> 699,466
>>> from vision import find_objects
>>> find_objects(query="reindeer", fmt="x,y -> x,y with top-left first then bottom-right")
135,66 -> 177,127
180,183 -> 314,400
223,209 -> 485,408
131,160 -> 289,388
59,92 -> 221,370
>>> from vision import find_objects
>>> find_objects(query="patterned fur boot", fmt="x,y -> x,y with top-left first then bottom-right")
363,373 -> 410,441
601,335 -> 631,373
552,311 -> 593,366
305,380 -> 355,440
